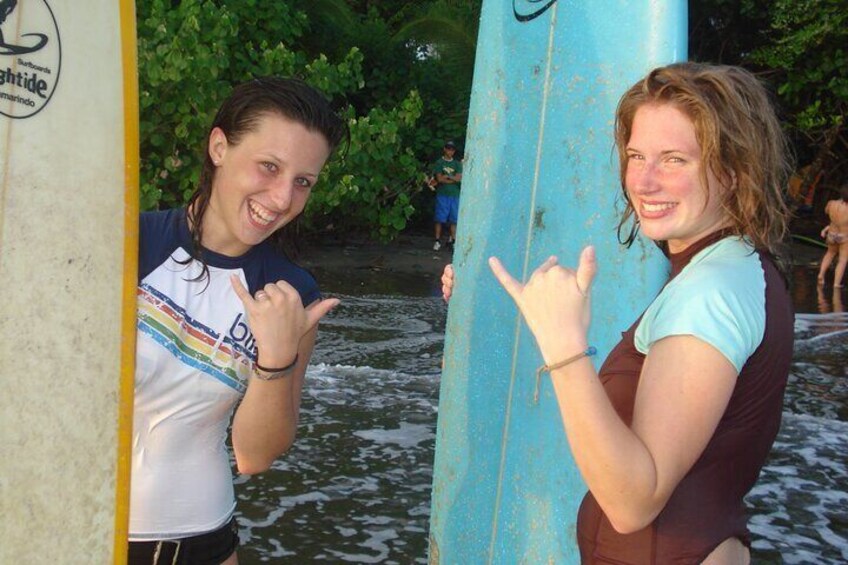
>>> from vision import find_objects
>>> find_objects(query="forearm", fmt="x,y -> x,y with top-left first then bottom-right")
486,250 -> 660,526
232,372 -> 300,474
548,335 -> 736,533
488,251 -> 730,534
549,359 -> 662,532
232,332 -> 315,474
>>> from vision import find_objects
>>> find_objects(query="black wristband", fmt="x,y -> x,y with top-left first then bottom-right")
255,354 -> 299,374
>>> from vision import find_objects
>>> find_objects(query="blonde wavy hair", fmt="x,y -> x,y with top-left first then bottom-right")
614,62 -> 793,254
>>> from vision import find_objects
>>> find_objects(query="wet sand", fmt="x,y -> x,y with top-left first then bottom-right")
299,233 -> 453,296
299,231 -> 824,284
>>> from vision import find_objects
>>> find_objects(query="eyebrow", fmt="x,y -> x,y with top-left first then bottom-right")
625,146 -> 692,156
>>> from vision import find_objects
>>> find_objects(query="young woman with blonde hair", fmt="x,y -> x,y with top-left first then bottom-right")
444,62 -> 794,563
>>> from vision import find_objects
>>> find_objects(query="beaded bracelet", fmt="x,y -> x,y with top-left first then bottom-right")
533,346 -> 597,403
252,354 -> 299,381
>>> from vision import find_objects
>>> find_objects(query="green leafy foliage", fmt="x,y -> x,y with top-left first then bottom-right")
745,0 -> 848,203
306,90 -> 425,240
750,0 -> 847,134
691,0 -> 848,197
136,0 -> 306,210
136,0 -> 431,240
294,0 -> 480,170
391,0 -> 480,153
689,0 -> 771,65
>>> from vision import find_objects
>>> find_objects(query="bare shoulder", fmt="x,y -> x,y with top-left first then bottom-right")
826,200 -> 848,229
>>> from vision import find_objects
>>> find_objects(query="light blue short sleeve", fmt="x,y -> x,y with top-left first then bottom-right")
634,239 -> 766,373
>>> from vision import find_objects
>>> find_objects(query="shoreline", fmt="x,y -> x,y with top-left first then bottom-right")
298,231 -> 831,307
299,233 -> 452,296
299,232 -> 824,281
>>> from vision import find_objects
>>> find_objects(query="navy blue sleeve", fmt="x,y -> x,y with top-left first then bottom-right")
138,209 -> 184,282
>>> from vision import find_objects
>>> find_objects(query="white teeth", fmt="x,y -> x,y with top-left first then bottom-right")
248,201 -> 278,225
642,202 -> 675,212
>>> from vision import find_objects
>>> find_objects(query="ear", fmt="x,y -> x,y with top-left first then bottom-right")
208,127 -> 228,165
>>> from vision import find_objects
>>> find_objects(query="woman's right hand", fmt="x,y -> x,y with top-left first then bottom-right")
441,264 -> 455,302
488,247 -> 596,364
230,275 -> 339,368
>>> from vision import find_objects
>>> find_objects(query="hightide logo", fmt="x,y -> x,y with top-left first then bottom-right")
0,0 -> 60,119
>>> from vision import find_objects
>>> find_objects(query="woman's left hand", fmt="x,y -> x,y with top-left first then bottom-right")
230,275 -> 339,367
488,246 -> 597,363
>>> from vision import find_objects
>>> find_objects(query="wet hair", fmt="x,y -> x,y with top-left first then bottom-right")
613,62 -> 793,254
184,76 -> 348,279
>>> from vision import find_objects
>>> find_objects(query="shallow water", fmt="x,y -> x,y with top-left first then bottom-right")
235,263 -> 848,564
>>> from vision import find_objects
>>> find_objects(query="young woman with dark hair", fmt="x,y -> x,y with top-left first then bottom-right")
129,77 -> 347,565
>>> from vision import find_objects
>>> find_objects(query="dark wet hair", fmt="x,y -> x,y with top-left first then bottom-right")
184,76 -> 348,280
614,62 -> 792,255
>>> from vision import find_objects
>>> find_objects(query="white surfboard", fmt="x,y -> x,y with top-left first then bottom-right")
0,1 -> 138,563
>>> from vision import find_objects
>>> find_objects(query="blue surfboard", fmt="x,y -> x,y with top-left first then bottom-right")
429,1 -> 687,562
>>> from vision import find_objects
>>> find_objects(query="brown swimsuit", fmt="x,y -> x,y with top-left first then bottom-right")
577,233 -> 794,564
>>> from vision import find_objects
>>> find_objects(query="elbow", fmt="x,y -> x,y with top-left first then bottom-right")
604,505 -> 659,535
235,448 -> 286,476
234,436 -> 295,476
593,472 -> 665,534
608,515 -> 650,535
236,458 -> 273,476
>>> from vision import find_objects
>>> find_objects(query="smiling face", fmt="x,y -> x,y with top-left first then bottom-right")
202,112 -> 331,256
624,103 -> 731,254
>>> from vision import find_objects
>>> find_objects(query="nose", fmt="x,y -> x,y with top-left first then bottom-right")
627,161 -> 660,195
268,179 -> 294,210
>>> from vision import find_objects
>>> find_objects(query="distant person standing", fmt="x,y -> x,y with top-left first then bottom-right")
432,141 -> 463,251
817,184 -> 848,287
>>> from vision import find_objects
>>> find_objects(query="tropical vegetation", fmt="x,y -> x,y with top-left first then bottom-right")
137,0 -> 847,239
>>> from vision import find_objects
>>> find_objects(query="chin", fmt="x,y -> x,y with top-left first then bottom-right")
638,218 -> 679,242
637,226 -> 667,243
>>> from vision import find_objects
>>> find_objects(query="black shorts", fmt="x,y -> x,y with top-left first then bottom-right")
128,516 -> 239,565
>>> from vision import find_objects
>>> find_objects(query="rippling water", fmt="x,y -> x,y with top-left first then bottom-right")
234,264 -> 848,564
236,291 -> 444,564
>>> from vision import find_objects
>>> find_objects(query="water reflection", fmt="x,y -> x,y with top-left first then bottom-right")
817,283 -> 845,315
233,264 -> 848,564
235,294 -> 444,564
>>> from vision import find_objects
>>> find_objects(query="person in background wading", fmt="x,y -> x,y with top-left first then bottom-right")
442,62 -> 794,563
816,184 -> 848,288
431,140 -> 463,251
128,77 -> 347,565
